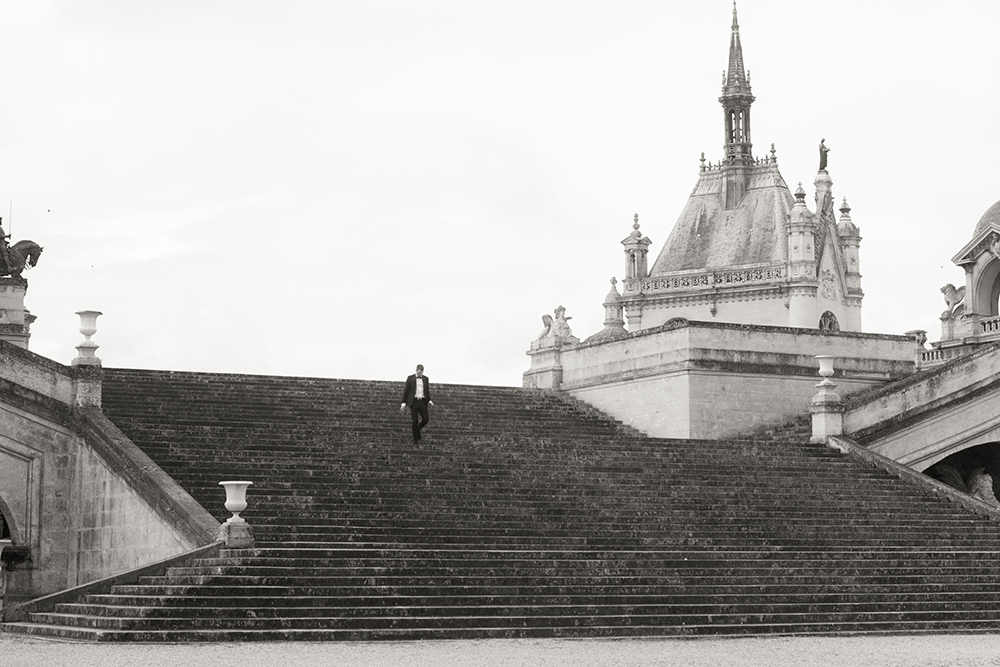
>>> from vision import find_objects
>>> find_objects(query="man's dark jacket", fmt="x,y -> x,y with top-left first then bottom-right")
402,374 -> 431,407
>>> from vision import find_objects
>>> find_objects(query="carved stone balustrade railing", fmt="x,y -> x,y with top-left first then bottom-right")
981,315 -> 1000,335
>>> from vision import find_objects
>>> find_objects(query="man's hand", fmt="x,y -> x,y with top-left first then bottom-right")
428,401 -> 435,407
399,403 -> 406,412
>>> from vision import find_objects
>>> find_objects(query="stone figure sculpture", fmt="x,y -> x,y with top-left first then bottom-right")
537,306 -> 574,340
970,471 -> 1000,507
538,314 -> 553,339
991,237 -> 1000,260
0,219 -> 43,279
552,305 -> 573,338
818,138 -> 830,171
0,240 -> 43,279
940,283 -> 966,319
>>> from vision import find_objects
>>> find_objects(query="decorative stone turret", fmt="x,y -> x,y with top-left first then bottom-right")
621,214 -> 651,285
837,198 -> 864,330
584,278 -> 628,344
786,183 -> 819,327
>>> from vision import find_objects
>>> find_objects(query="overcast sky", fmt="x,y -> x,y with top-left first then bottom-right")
1,1 -> 998,387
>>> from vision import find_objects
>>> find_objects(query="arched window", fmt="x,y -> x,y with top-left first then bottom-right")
818,311 -> 840,331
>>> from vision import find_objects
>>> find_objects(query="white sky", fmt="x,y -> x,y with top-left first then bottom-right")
1,1 -> 998,387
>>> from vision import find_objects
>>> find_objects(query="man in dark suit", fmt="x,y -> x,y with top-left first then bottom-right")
400,364 -> 434,443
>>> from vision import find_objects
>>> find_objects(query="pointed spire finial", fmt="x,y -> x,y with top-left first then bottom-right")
633,213 -> 640,231
840,198 -> 851,215
721,0 -> 753,105
795,182 -> 806,203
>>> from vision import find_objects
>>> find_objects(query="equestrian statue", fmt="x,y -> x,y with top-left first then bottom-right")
0,218 -> 43,279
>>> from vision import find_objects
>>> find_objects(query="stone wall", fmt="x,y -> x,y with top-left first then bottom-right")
0,341 -> 219,604
68,437 -> 201,587
531,320 -> 917,439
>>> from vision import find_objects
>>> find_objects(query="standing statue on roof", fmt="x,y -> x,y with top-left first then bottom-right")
819,138 -> 830,171
0,217 -> 43,279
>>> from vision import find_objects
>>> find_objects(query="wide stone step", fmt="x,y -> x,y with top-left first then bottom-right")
22,607 -> 1000,633
12,617 -> 1000,642
65,589 -> 1000,615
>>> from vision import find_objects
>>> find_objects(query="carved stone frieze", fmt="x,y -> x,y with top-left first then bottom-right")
633,266 -> 785,295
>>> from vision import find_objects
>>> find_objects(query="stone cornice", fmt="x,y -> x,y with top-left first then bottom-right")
571,317 -> 913,352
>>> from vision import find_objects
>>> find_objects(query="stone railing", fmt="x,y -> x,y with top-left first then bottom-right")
623,265 -> 785,295
981,315 -> 1000,335
919,348 -> 950,364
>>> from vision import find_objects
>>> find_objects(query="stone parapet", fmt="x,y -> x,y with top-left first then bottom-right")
545,319 -> 917,440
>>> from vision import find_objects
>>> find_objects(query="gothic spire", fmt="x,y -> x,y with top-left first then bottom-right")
723,1 -> 751,95
719,0 -> 755,170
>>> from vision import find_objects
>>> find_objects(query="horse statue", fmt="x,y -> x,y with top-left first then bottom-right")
2,240 -> 43,279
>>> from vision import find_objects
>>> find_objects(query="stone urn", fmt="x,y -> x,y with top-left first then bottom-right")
815,354 -> 835,383
73,310 -> 103,366
219,481 -> 253,524
218,481 -> 254,548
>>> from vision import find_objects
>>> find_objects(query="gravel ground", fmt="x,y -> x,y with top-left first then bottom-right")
3,634 -> 1000,667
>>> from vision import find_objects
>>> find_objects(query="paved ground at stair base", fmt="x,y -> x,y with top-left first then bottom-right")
3,634 -> 1000,666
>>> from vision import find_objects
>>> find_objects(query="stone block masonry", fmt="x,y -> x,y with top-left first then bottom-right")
0,341 -> 219,606
533,320 -> 918,439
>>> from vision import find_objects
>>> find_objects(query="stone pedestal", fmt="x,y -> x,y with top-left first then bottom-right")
218,521 -> 255,549
0,278 -> 31,349
523,335 -> 579,389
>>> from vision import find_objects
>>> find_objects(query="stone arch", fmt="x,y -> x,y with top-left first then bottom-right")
971,252 -> 1000,317
922,442 -> 1000,502
818,311 -> 840,331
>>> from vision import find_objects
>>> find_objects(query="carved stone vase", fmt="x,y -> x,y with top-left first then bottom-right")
219,481 -> 253,524
815,355 -> 835,382
218,481 -> 254,548
73,310 -> 103,366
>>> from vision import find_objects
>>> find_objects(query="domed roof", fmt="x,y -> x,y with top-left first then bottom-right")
974,200 -> 1000,236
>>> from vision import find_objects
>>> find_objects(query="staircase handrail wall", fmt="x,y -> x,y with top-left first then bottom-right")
2,541 -> 223,622
77,407 -> 222,546
843,340 -> 1000,444
829,436 -> 1000,521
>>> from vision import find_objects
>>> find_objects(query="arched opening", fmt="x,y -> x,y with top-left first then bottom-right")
0,494 -> 16,542
923,443 -> 1000,504
818,311 -> 840,331
973,257 -> 1000,317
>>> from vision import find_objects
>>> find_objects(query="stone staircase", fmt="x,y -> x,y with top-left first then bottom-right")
5,368 -> 1000,640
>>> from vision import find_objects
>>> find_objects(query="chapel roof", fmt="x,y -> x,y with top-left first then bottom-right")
649,163 -> 794,273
